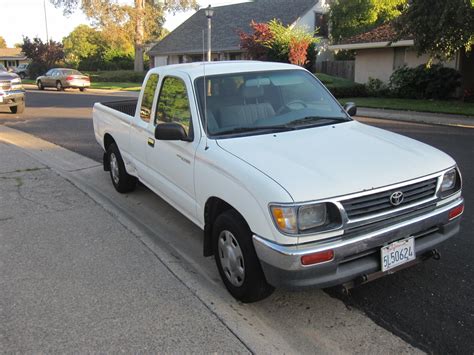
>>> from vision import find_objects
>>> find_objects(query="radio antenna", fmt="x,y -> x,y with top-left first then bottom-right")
202,29 -> 209,150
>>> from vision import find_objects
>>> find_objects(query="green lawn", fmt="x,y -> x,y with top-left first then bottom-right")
339,97 -> 474,117
23,79 -> 140,91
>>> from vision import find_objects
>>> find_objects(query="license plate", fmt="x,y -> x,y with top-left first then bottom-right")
381,237 -> 415,272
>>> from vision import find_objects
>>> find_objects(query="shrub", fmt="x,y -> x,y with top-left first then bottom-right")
86,70 -> 146,83
389,64 -> 461,99
365,77 -> 390,97
327,83 -> 367,98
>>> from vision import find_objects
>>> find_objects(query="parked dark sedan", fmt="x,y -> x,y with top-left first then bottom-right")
36,68 -> 90,91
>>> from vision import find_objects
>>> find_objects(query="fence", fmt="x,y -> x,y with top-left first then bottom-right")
315,60 -> 355,81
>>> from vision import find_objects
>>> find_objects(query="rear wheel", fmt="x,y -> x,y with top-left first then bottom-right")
213,210 -> 274,303
56,81 -> 64,91
106,143 -> 137,193
37,80 -> 44,90
19,73 -> 26,79
79,87 -> 86,92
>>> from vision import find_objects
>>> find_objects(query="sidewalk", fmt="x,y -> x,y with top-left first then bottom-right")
0,140 -> 248,353
357,107 -> 474,128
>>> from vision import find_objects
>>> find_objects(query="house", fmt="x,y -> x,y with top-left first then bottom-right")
0,48 -> 28,69
148,0 -> 330,67
329,23 -> 474,89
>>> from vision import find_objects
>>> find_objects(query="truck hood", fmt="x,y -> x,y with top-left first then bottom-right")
216,121 -> 455,202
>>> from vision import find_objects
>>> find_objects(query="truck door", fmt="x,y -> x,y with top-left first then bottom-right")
129,73 -> 160,181
145,74 -> 201,221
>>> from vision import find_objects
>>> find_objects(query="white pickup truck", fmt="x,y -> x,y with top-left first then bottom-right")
93,61 -> 464,302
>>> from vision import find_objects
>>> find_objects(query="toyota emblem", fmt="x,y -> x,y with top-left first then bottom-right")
390,191 -> 404,206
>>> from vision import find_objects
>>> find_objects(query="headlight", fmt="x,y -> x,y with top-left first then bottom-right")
440,168 -> 456,192
270,203 -> 339,235
298,204 -> 327,230
439,167 -> 461,199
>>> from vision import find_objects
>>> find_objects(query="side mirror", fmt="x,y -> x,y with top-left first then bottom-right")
155,122 -> 188,141
343,102 -> 357,116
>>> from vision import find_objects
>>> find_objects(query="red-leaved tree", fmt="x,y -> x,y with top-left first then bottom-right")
239,21 -> 274,61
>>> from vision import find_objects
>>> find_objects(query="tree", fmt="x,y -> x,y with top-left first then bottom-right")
63,25 -> 134,70
0,36 -> 6,48
240,20 -> 319,67
21,37 -> 64,78
329,0 -> 407,43
395,0 -> 474,60
51,0 -> 198,72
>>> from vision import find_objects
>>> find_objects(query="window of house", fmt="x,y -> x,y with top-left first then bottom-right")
139,74 -> 159,122
155,77 -> 192,136
393,47 -> 406,70
315,12 -> 328,37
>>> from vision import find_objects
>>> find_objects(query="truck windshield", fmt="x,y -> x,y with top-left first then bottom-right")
195,69 -> 350,137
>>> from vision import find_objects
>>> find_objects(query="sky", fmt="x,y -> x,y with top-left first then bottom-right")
0,0 -> 248,47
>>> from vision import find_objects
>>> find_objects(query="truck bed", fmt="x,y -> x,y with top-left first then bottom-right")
101,99 -> 138,117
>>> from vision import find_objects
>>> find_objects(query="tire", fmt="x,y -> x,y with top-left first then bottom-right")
10,102 -> 25,114
213,210 -> 274,303
19,73 -> 25,79
56,81 -> 64,91
106,143 -> 137,193
79,87 -> 86,92
37,80 -> 44,90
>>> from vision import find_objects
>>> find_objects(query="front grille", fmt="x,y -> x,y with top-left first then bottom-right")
342,177 -> 438,220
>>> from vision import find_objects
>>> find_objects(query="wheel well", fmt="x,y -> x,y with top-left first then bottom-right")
102,134 -> 116,171
203,197 -> 247,257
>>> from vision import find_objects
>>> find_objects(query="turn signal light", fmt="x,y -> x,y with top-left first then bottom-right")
448,204 -> 464,220
301,250 -> 334,266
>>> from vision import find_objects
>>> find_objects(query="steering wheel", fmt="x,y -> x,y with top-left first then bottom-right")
276,100 -> 308,115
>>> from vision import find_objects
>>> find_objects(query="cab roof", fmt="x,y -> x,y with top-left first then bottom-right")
148,61 -> 305,80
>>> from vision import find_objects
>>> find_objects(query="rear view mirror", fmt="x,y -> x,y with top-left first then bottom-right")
343,102 -> 357,116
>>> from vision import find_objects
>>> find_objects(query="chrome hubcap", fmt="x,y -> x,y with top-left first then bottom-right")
110,153 -> 120,185
218,230 -> 245,287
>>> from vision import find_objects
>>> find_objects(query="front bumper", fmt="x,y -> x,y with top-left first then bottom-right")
0,90 -> 25,107
253,197 -> 463,289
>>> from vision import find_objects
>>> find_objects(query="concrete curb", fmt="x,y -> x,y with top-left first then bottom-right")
356,107 -> 474,129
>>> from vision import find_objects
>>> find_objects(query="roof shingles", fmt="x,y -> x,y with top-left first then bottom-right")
339,22 -> 410,45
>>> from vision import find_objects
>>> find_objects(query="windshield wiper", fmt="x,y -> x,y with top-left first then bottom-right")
215,125 -> 295,136
288,116 -> 349,127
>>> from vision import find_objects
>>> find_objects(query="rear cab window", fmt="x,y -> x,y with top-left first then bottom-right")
140,74 -> 159,122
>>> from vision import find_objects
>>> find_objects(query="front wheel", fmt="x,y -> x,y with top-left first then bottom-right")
213,210 -> 274,303
106,143 -> 137,193
37,81 -> 44,90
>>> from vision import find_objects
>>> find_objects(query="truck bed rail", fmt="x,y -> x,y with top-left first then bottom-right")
101,99 -> 138,117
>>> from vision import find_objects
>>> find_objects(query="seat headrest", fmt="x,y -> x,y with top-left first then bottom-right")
242,85 -> 264,99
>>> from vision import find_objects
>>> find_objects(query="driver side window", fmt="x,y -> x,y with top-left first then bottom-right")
155,77 -> 192,135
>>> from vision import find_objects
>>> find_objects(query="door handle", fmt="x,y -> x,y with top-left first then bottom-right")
147,138 -> 155,147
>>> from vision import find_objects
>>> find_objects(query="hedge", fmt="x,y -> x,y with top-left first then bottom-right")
85,70 -> 146,83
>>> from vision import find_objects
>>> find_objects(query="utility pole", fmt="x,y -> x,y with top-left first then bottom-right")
43,0 -> 49,42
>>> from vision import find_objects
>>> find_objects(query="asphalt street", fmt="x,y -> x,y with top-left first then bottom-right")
1,89 -> 473,353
